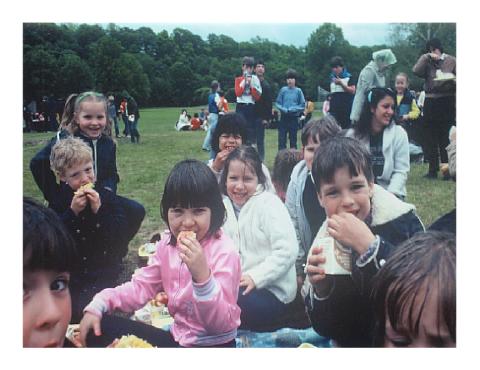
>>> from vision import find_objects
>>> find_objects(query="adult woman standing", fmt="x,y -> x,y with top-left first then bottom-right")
350,49 -> 397,125
346,88 -> 409,199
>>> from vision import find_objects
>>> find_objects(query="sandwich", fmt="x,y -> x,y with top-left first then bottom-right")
113,334 -> 154,348
74,182 -> 94,196
177,231 -> 196,246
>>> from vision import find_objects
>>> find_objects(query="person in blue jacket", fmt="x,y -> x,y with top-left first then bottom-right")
275,68 -> 305,150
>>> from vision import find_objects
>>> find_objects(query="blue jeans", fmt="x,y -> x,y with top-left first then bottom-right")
130,118 -> 140,142
111,116 -> 119,136
237,287 -> 289,331
122,114 -> 130,135
236,103 -> 256,145
202,113 -> 218,159
278,113 -> 299,150
254,117 -> 266,161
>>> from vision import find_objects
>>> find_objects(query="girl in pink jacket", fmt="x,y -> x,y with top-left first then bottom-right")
79,160 -> 241,347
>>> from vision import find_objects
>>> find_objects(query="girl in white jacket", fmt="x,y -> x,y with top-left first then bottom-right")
220,146 -> 298,331
346,87 -> 409,199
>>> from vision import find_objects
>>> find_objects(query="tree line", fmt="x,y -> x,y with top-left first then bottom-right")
23,23 -> 455,108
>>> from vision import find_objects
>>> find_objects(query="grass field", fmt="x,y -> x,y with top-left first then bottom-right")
23,106 -> 456,277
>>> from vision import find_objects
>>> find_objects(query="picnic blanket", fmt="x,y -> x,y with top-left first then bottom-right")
235,327 -> 332,348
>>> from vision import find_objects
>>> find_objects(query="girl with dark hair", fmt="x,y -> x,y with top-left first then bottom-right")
208,112 -> 275,192
79,160 -> 241,348
221,146 -> 298,331
372,231 -> 456,347
346,87 -> 410,199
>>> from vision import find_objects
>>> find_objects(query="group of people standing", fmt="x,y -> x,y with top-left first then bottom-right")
217,37 -> 456,184
109,95 -> 141,143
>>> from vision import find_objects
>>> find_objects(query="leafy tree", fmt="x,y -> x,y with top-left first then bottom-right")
23,46 -> 59,100
91,36 -> 124,93
55,53 -> 94,97
114,53 -> 151,105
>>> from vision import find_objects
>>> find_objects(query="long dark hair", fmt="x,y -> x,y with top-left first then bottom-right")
355,87 -> 395,138
160,160 -> 226,245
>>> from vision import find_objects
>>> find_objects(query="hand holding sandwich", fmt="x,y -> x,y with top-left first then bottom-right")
177,232 -> 210,284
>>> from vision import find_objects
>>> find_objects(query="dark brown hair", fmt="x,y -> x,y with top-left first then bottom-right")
372,231 -> 456,347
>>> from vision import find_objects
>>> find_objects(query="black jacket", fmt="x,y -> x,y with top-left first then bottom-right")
305,185 -> 425,347
30,130 -> 120,204
49,186 -> 130,274
254,78 -> 273,121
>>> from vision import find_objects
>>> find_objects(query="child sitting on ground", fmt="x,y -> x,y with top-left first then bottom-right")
78,160 -> 241,348
49,136 -> 131,322
304,136 -> 424,347
285,116 -> 341,288
209,112 -> 275,192
23,197 -> 78,347
190,113 -> 202,131
272,148 -> 302,203
221,146 -> 298,331
372,231 -> 455,347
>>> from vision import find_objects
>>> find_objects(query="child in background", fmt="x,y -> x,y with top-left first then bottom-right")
276,68 -> 306,150
322,94 -> 331,116
372,231 -> 455,347
218,90 -> 229,115
285,116 -> 341,287
30,91 -> 145,245
23,197 -> 77,348
221,146 -> 298,331
304,136 -> 424,347
49,137 -> 131,322
190,113 -> 202,130
209,112 -> 275,192
79,160 -> 241,348
394,73 -> 421,145
235,56 -> 262,146
272,148 -> 302,203
107,95 -> 120,138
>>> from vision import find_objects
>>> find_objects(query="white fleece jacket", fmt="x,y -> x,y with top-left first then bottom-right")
346,123 -> 410,197
222,189 -> 298,304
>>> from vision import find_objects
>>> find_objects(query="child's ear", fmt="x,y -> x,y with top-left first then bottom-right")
317,192 -> 324,208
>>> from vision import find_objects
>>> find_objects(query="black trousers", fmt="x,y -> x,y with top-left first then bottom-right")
422,96 -> 456,173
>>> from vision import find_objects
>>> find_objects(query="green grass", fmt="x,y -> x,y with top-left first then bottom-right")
23,107 -> 456,275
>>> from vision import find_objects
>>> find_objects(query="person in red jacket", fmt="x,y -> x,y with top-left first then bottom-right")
235,56 -> 262,146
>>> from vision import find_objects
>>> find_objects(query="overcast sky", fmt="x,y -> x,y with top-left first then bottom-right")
112,23 -> 391,48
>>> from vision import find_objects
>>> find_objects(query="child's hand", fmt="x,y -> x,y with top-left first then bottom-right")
212,150 -> 230,172
71,192 -> 88,215
327,213 -> 376,255
84,188 -> 101,214
78,312 -> 102,347
178,236 -> 210,284
240,274 -> 256,295
305,246 -> 331,297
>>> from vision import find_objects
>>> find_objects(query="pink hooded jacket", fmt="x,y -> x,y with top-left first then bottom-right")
84,230 -> 241,347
